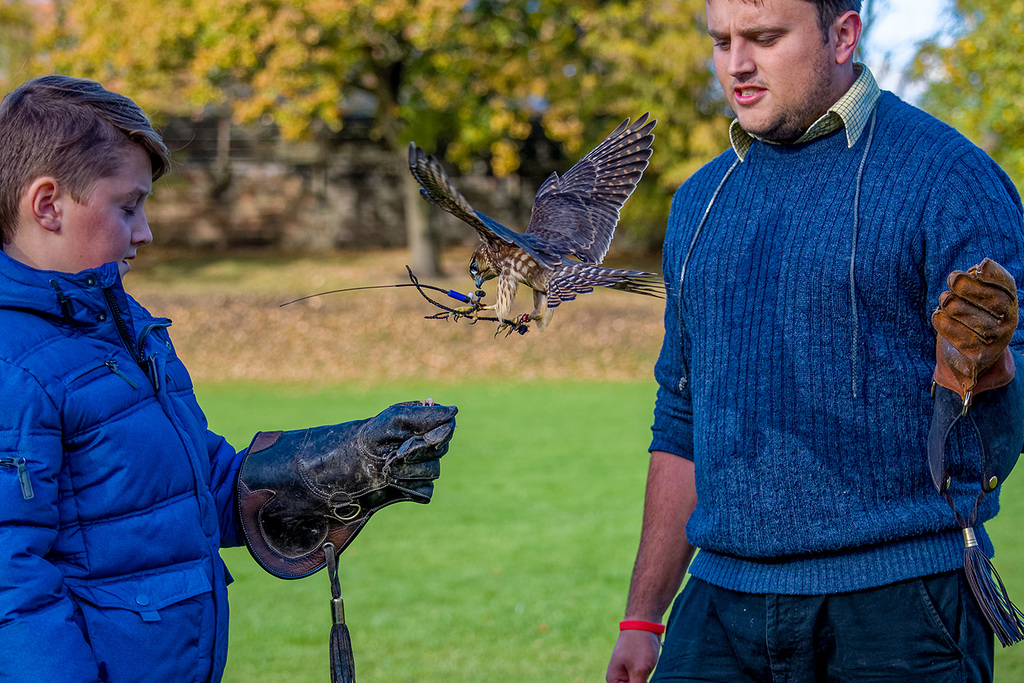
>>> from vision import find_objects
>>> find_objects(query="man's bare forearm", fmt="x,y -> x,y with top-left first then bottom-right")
623,450 -> 698,622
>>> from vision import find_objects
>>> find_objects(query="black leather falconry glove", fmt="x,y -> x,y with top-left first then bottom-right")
237,401 -> 457,578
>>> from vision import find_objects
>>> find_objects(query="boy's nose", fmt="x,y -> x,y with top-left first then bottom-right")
134,215 -> 153,246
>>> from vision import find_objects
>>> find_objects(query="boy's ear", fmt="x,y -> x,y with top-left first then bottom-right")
24,177 -> 64,233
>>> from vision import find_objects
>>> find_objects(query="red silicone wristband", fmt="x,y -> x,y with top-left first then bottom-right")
619,619 -> 666,635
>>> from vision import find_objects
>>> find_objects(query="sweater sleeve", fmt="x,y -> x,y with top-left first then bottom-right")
923,144 -> 1024,348
924,144 -> 1024,456
650,184 -> 696,460
0,361 -> 102,682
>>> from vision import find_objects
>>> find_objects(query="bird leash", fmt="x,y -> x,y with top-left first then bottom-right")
281,265 -> 530,335
323,542 -> 356,683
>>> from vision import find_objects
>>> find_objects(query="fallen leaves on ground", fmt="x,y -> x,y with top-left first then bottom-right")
127,247 -> 665,386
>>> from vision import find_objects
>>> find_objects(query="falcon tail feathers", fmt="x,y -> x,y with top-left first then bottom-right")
546,262 -> 665,309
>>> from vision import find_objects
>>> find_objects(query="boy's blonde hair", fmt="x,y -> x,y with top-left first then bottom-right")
0,75 -> 170,243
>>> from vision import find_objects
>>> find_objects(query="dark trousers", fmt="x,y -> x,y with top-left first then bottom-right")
651,571 -> 994,682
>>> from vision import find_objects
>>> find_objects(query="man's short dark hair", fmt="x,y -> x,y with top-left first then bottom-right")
0,75 -> 170,244
810,0 -> 862,36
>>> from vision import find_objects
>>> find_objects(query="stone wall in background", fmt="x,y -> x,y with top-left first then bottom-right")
146,116 -> 557,251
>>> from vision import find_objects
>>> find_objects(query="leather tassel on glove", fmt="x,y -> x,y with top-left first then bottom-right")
324,542 -> 356,683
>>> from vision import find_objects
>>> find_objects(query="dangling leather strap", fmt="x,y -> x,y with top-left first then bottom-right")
324,542 -> 355,683
927,378 -> 1024,646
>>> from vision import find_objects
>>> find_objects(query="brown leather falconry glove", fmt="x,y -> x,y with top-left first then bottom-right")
932,258 -> 1018,403
237,401 -> 458,579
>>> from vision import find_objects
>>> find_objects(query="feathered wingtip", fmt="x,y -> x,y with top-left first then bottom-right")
324,543 -> 356,682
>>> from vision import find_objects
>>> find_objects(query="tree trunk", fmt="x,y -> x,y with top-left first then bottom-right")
403,154 -> 443,278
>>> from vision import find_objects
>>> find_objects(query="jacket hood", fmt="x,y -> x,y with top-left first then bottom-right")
0,249 -> 125,326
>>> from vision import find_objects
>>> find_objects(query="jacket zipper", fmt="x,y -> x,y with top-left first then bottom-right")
0,457 -> 34,500
103,288 -> 173,390
138,321 -> 171,391
137,321 -> 171,360
103,288 -> 143,365
105,359 -> 140,388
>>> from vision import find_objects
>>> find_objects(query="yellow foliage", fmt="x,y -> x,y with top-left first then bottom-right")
19,0 -> 728,235
490,139 -> 520,177
918,0 -> 1024,191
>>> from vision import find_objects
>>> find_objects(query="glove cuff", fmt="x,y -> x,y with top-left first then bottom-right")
933,341 -> 1015,403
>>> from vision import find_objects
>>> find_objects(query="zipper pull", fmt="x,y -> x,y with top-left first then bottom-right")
146,355 -> 161,392
2,457 -> 34,500
105,360 -> 140,389
16,458 -> 33,500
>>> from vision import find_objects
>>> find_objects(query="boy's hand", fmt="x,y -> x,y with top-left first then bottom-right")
237,401 -> 458,578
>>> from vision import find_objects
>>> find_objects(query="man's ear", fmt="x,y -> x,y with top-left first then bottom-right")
24,177 -> 64,233
833,11 -> 862,66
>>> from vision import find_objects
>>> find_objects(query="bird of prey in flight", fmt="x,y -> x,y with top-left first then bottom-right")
408,113 -> 664,334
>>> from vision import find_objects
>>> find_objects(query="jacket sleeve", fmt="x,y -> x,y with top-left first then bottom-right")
206,428 -> 245,549
0,360 -> 102,682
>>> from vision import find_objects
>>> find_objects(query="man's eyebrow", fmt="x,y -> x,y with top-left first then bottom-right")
708,25 -> 788,41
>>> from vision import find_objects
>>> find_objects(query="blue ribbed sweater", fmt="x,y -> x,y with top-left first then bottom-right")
651,92 -> 1024,594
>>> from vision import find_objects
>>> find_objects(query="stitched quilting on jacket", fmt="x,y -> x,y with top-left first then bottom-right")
0,251 -> 244,682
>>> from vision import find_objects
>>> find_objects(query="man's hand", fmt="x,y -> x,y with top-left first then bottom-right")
606,630 -> 660,683
932,258 -> 1017,400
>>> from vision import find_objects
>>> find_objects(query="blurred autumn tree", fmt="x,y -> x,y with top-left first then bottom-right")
20,0 -> 727,264
573,0 -> 730,245
914,0 -> 1024,189
0,0 -> 37,94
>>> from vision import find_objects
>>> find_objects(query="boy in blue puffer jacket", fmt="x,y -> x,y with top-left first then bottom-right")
0,75 -> 458,683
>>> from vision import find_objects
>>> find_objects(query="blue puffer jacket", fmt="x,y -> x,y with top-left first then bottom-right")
0,250 -> 244,682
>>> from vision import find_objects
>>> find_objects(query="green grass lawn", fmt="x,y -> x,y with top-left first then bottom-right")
200,380 -> 1024,682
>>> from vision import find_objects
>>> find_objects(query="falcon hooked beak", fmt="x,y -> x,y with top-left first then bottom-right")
469,245 -> 498,289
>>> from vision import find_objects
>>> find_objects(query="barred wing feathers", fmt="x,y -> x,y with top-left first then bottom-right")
526,113 -> 656,265
408,143 -> 559,268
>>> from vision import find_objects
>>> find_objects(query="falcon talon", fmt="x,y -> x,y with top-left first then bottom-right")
494,315 -> 531,337
449,302 -> 484,323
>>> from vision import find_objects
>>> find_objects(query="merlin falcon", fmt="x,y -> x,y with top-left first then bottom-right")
408,114 -> 664,333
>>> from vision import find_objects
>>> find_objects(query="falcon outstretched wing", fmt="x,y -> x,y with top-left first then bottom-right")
525,114 -> 656,264
408,143 -> 558,267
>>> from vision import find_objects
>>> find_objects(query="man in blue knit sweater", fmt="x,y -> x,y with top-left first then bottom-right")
607,0 -> 1024,681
